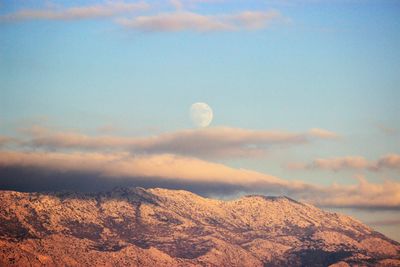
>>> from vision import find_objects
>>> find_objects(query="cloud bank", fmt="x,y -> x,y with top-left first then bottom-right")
0,150 -> 399,209
22,126 -> 337,158
0,150 -> 284,187
1,126 -> 398,209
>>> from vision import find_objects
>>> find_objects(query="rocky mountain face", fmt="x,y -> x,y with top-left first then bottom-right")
0,187 -> 399,267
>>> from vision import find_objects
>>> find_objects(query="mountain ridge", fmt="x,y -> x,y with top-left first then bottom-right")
0,187 -> 399,266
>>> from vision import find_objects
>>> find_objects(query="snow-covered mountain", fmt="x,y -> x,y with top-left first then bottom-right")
0,187 -> 399,266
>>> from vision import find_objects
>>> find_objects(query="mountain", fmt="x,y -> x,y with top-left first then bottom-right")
0,187 -> 399,267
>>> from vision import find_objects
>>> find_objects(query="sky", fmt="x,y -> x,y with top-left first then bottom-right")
0,0 -> 400,240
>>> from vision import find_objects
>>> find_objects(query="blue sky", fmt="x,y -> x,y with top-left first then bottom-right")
1,0 -> 400,240
1,1 -> 399,132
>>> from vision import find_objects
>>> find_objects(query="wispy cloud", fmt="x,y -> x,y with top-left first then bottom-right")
0,1 -> 149,22
287,154 -> 400,172
0,150 -> 399,209
170,0 -> 184,10
117,10 -> 283,32
0,1 -> 284,33
309,128 -> 339,139
0,136 -> 14,147
117,11 -> 232,32
21,126 -> 337,158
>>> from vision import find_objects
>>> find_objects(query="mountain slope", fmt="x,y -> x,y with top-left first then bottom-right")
0,187 -> 399,266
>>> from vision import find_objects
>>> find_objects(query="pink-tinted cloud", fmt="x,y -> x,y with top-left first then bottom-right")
225,10 -> 283,30
288,154 -> 400,172
22,126 -> 337,158
307,175 -> 400,209
0,1 -> 285,33
117,11 -> 232,32
309,128 -> 339,139
0,150 -> 286,188
168,0 -> 225,10
0,150 -> 399,209
0,1 -> 149,22
170,0 -> 184,10
117,10 -> 282,32
376,154 -> 400,170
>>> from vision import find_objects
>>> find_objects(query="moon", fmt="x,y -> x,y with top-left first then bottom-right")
190,102 -> 213,128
